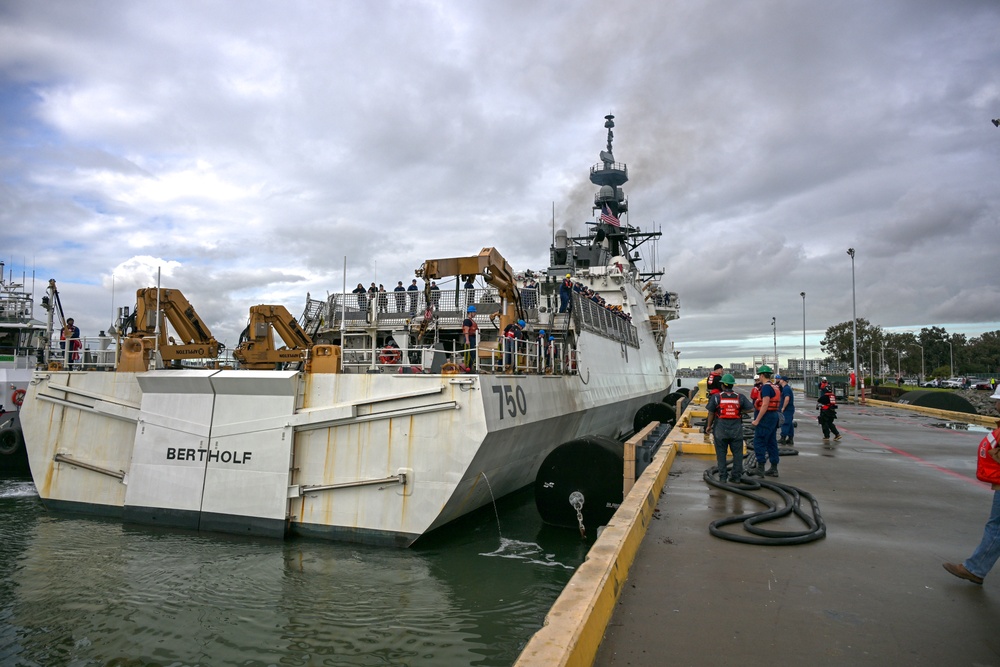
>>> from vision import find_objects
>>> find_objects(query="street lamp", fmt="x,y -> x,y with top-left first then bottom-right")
771,316 -> 777,373
912,342 -> 924,384
848,248 -> 858,404
948,339 -> 954,378
800,292 -> 806,390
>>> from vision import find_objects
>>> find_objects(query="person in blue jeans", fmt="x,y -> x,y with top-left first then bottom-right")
944,387 -> 1000,585
749,365 -> 781,477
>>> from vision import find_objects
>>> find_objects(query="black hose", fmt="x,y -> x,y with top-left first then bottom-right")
702,457 -> 826,546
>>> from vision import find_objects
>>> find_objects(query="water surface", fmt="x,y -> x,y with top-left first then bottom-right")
0,478 -> 588,666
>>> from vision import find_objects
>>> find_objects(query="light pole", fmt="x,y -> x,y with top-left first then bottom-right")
912,342 -> 924,384
800,292 -> 806,389
771,316 -> 777,373
896,349 -> 901,381
948,339 -> 954,378
848,248 -> 858,404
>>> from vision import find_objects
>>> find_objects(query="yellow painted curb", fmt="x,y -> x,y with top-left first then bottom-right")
859,397 -> 999,428
512,407 -> 687,667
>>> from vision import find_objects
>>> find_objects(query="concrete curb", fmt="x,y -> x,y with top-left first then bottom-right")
855,397 -> 999,428
513,410 -> 684,667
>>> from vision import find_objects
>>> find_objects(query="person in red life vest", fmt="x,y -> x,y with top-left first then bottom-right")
706,364 -> 724,396
558,274 -> 573,313
817,376 -> 829,396
943,386 -> 1000,585
462,305 -> 479,368
705,374 -> 754,483
816,384 -> 841,440
750,374 -> 763,418
60,317 -> 82,369
502,319 -> 524,370
749,365 -> 781,477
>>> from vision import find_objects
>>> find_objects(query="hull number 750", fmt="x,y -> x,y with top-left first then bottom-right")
492,384 -> 527,419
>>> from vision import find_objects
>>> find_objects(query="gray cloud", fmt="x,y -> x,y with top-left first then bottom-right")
1,0 -> 998,366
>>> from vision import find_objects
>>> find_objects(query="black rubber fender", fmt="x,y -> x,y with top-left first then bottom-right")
633,402 -> 675,433
661,391 -> 685,406
0,426 -> 22,457
674,387 -> 691,397
534,435 -> 624,532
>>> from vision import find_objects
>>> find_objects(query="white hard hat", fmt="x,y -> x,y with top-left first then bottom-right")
991,386 -> 1000,400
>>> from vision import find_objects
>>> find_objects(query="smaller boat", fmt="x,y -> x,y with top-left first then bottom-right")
0,265 -> 48,474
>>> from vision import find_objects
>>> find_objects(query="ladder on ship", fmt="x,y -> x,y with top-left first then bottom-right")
299,298 -> 326,338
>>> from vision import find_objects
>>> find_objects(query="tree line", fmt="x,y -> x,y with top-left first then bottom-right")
820,320 -> 1000,379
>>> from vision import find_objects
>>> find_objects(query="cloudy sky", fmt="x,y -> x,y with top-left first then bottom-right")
1,0 -> 998,369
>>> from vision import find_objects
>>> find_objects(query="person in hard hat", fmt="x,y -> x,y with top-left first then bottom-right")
706,364 -> 724,396
775,374 -> 796,446
462,305 -> 479,368
817,376 -> 829,396
943,385 -> 1000,585
749,365 -> 781,477
559,274 -> 573,313
705,373 -> 755,483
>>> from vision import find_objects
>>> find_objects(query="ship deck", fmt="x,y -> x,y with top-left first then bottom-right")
516,393 -> 1000,666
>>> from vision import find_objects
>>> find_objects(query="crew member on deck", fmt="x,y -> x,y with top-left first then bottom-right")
559,274 -> 573,313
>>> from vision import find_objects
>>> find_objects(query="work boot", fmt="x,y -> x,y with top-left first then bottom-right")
749,464 -> 764,478
778,436 -> 786,445
786,437 -> 794,446
764,464 -> 779,477
834,434 -> 843,441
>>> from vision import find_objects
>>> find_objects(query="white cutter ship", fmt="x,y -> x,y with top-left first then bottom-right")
20,116 -> 681,546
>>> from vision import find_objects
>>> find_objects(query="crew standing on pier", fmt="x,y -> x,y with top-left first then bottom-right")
943,386 -> 1000,585
776,374 -> 795,446
705,374 -> 754,482
750,365 -> 781,477
817,384 -> 841,441
706,364 -> 724,397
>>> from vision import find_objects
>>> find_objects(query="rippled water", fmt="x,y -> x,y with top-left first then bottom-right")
0,477 -> 588,666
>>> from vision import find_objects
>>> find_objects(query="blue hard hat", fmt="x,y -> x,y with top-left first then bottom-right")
467,305 -> 476,313
539,329 -> 546,335
549,335 -> 555,340
518,319 -> 525,327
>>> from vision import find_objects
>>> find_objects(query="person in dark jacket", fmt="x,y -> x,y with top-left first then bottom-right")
705,374 -> 754,482
817,385 -> 841,440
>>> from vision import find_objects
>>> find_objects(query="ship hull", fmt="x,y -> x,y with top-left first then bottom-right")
20,328 -> 675,546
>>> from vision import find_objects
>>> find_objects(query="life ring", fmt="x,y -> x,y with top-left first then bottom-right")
379,347 -> 402,365
11,389 -> 26,407
440,362 -> 461,375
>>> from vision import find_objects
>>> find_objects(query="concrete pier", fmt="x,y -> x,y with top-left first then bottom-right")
517,396 -> 1000,666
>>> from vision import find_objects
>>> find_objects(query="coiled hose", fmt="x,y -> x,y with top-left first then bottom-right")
702,455 -> 826,546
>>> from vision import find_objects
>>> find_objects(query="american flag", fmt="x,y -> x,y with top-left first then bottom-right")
600,204 -> 620,227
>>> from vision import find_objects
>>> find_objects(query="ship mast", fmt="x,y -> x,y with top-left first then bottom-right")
590,114 -> 629,257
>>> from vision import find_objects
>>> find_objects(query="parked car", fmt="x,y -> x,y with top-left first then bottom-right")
921,380 -> 940,388
940,378 -> 964,389
972,379 -> 994,390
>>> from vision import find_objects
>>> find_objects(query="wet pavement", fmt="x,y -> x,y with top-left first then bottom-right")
595,402 -> 1000,666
